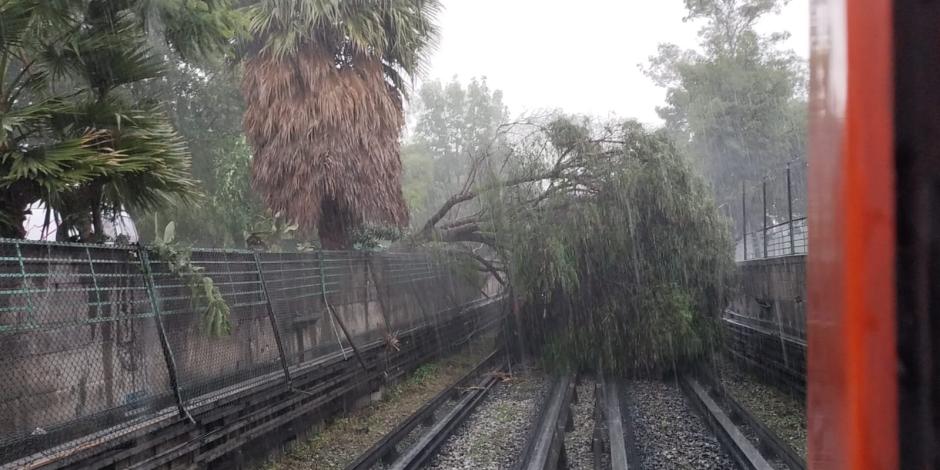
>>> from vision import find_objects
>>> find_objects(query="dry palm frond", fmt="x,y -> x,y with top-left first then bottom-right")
384,330 -> 401,352
241,1 -> 440,245
243,47 -> 408,232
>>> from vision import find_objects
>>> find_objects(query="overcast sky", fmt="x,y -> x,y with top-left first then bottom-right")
418,0 -> 809,125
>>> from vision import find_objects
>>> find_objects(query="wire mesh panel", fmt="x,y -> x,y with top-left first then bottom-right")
258,252 -> 323,366
257,251 -> 371,366
147,249 -> 282,405
0,241 -> 173,462
377,252 -> 447,330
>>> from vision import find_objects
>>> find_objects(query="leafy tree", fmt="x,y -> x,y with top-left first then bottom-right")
241,0 -> 440,249
0,0 -> 240,240
644,0 -> 806,205
412,116 -> 734,373
403,77 -> 509,226
131,52 -> 267,247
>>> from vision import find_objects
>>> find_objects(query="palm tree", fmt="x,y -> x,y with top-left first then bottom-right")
241,0 -> 440,248
0,0 -> 238,240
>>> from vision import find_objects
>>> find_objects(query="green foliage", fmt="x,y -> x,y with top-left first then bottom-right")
152,222 -> 232,337
244,0 -> 440,91
0,0 -> 240,240
404,77 -> 510,226
409,363 -> 439,385
351,225 -> 404,251
645,0 -> 806,203
493,118 -> 734,375
132,63 -> 267,248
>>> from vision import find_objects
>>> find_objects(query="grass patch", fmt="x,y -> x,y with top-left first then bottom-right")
262,336 -> 494,470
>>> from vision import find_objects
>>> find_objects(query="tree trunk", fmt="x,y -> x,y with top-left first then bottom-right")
318,199 -> 352,250
0,183 -> 38,239
0,196 -> 28,239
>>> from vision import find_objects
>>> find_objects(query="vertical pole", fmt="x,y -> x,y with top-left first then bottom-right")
138,247 -> 194,423
787,164 -> 795,255
14,242 -> 35,325
742,182 -> 748,260
254,251 -> 293,387
320,251 -> 369,372
762,178 -> 769,258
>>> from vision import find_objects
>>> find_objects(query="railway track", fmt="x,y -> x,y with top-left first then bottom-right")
345,364 -> 803,470
686,376 -> 806,470
514,375 -> 577,470
344,350 -> 505,470
590,375 -> 804,470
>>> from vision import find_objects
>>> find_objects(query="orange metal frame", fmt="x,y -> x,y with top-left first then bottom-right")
808,0 -> 897,468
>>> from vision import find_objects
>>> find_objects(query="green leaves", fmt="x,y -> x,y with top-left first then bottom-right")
0,0 -> 242,241
489,117 -> 734,375
645,0 -> 806,204
246,0 -> 440,78
138,0 -> 245,60
153,221 -> 232,337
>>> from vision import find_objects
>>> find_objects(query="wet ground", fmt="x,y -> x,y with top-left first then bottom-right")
261,337 -> 494,470
426,366 -> 547,470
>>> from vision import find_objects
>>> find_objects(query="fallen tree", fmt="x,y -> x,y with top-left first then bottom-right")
411,116 -> 734,374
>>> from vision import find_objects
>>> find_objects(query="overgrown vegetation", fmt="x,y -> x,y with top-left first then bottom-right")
0,0 -> 799,374
151,222 -> 231,337
0,0 -> 239,240
241,0 -> 440,248
416,117 -> 734,374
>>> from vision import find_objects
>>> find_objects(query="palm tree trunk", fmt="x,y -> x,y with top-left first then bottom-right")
318,199 -> 352,250
0,182 -> 37,239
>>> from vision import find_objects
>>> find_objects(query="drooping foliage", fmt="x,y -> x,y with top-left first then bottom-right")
0,0 -> 240,240
242,0 -> 441,248
451,117 -> 735,374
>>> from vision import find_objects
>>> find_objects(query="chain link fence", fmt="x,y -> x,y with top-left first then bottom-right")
720,160 -> 808,261
0,240 -> 484,464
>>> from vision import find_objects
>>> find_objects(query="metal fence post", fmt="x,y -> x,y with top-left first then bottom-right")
253,251 -> 293,387
762,178 -> 768,258
787,163 -> 795,255
320,251 -> 369,371
741,182 -> 748,260
137,246 -> 194,423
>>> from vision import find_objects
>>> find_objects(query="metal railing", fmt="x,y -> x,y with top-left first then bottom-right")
722,160 -> 808,261
0,239 -> 484,463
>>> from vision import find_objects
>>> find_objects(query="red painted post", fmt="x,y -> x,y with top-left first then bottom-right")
808,0 -> 897,468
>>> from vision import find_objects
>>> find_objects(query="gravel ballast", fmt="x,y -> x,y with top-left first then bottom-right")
261,337 -> 493,470
564,381 -> 598,470
626,379 -> 735,469
426,367 -> 548,470
718,360 -> 807,458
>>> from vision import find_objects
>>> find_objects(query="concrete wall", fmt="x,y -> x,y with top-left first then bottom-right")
728,255 -> 807,339
0,244 -> 484,460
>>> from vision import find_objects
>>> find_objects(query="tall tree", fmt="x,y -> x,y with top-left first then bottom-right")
403,77 -> 509,226
242,0 -> 440,249
645,0 -> 806,205
0,0 -> 239,240
130,50 -> 267,248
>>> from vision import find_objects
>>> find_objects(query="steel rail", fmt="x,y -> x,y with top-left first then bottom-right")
680,376 -> 774,470
387,371 -> 501,470
344,349 -> 503,470
709,380 -> 806,470
515,374 -> 576,470
595,379 -> 639,470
